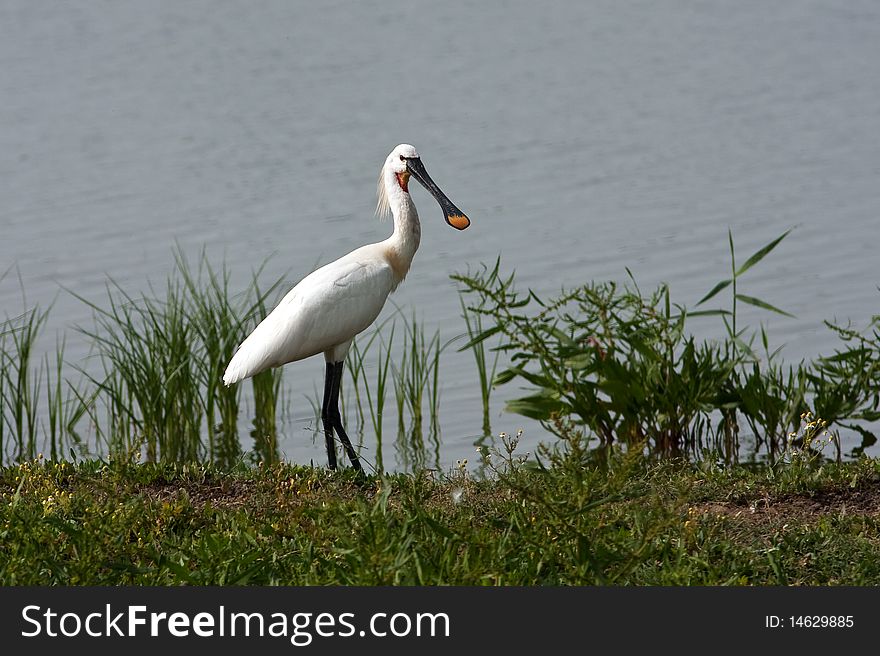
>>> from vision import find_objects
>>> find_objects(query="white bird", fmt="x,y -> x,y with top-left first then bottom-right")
223,144 -> 470,472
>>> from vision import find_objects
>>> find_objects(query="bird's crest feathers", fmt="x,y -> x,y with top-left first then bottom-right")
376,167 -> 391,220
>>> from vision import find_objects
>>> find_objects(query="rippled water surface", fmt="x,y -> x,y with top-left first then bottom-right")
2,1 -> 879,466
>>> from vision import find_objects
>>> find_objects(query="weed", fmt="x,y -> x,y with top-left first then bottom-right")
453,231 -> 878,460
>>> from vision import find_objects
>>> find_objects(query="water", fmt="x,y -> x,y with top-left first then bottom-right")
2,0 -> 879,467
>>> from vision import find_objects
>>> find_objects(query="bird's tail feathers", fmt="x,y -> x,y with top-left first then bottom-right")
223,341 -> 267,386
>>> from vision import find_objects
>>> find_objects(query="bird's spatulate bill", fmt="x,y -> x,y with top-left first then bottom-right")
407,158 -> 470,230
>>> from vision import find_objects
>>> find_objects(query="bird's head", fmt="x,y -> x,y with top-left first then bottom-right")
377,144 -> 470,230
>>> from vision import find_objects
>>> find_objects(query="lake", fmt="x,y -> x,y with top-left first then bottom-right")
2,0 -> 879,468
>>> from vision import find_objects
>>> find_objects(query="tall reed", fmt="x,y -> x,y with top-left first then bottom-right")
391,312 -> 444,470
458,294 -> 499,438
73,278 -> 202,461
316,311 -> 447,472
1,306 -> 50,462
4,231 -> 876,468
173,248 -> 285,466
69,252 -> 285,465
346,319 -> 395,472
175,248 -> 241,464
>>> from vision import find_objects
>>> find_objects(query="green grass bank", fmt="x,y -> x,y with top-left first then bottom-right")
3,439 -> 880,585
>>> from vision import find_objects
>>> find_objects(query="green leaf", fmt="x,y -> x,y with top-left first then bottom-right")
628,336 -> 662,362
504,367 -> 554,388
680,309 -> 733,318
735,294 -> 794,318
539,325 -> 575,347
697,279 -> 733,306
505,394 -> 563,420
564,353 -> 593,370
818,349 -> 871,363
731,333 -> 757,358
728,228 -> 736,272
456,325 -> 502,352
492,367 -> 554,389
492,368 -> 518,385
735,229 -> 793,277
160,557 -> 196,583
422,515 -> 455,539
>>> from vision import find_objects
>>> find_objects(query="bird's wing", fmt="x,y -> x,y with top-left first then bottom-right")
223,251 -> 394,384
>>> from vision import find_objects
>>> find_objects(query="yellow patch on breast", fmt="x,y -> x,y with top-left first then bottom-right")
382,246 -> 411,285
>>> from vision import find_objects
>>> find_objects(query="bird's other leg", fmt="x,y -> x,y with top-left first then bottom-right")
329,361 -> 363,473
321,361 -> 337,470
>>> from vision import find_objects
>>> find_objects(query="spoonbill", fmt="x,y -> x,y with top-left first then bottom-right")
223,144 -> 470,472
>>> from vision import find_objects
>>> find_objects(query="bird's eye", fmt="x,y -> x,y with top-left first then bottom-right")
399,155 -> 406,161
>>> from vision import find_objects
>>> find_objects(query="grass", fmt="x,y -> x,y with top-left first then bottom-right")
1,253 -> 463,472
3,226 -> 880,585
391,311 -> 445,470
1,230 -> 878,474
2,427 -> 880,585
0,305 -> 49,463
336,311 -> 448,473
347,321 -> 395,473
458,294 -> 500,439
3,232 -> 880,469
1,251 -> 288,468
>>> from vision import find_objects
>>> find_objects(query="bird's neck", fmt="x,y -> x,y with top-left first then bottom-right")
382,173 -> 421,288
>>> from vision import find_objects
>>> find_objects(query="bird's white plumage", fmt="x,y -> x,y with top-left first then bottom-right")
223,245 -> 395,385
223,144 -> 426,387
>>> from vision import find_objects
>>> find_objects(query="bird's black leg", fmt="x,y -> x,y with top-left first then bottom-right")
329,361 -> 363,473
321,361 -> 337,470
